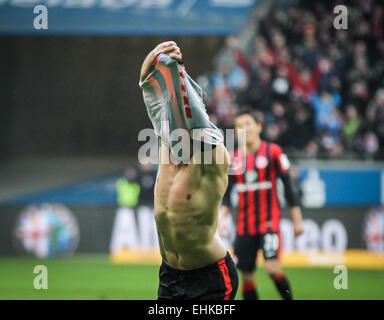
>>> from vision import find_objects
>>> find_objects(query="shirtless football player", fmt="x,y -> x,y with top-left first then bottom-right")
139,41 -> 238,300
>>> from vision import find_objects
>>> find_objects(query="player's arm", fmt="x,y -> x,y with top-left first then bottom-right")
274,146 -> 303,237
281,172 -> 303,237
290,206 -> 303,237
140,41 -> 224,167
139,41 -> 182,82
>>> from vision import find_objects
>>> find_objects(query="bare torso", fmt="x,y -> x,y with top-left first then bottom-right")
154,142 -> 229,270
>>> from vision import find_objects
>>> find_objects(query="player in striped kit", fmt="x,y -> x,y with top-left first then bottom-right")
219,108 -> 303,300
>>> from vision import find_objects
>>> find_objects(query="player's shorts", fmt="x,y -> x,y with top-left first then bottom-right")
158,251 -> 239,300
234,232 -> 282,272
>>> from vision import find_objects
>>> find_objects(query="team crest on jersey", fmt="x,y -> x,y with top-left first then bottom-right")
255,156 -> 268,169
245,170 -> 258,182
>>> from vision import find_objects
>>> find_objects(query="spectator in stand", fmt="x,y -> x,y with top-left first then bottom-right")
286,60 -> 322,101
290,98 -> 315,150
369,89 -> 384,151
346,81 -> 370,117
202,0 -> 384,159
343,105 -> 361,152
311,90 -> 341,133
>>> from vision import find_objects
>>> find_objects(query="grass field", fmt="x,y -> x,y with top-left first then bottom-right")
0,255 -> 383,300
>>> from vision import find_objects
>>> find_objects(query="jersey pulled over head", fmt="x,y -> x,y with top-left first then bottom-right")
139,53 -> 223,160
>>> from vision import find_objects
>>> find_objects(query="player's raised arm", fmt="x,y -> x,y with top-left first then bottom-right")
139,42 -> 224,164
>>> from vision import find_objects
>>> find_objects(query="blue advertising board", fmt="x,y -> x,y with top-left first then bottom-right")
300,166 -> 383,207
3,165 -> 384,207
0,0 -> 258,35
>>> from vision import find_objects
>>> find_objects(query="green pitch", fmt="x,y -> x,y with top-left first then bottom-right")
0,255 -> 383,300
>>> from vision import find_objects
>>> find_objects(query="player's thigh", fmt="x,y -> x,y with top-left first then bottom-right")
261,232 -> 281,261
234,235 -> 260,273
261,232 -> 283,276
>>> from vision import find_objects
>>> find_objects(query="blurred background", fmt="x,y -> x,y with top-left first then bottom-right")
0,0 -> 383,299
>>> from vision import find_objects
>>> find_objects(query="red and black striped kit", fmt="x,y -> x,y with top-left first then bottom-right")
229,141 -> 289,236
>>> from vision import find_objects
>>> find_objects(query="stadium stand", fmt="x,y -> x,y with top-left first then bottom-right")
202,0 -> 384,160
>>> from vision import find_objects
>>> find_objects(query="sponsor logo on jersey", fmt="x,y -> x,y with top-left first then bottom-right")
236,181 -> 272,192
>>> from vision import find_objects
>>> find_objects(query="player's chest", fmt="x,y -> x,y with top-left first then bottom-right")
233,153 -> 272,183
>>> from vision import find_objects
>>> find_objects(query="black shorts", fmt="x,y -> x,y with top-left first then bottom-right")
158,252 -> 239,300
234,232 -> 281,272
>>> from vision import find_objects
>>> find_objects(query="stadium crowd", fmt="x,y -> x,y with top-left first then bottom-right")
200,0 -> 384,160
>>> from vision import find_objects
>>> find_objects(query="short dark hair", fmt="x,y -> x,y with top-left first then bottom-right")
235,107 -> 261,124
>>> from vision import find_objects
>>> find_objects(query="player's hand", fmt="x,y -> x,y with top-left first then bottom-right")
293,218 -> 303,237
218,217 -> 229,238
152,41 -> 183,63
291,206 -> 303,237
140,41 -> 183,81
